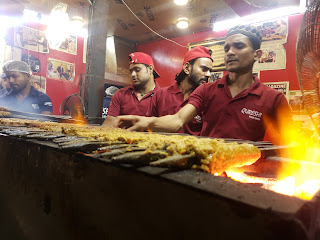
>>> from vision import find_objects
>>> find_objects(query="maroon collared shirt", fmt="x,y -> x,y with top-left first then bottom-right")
108,82 -> 160,117
148,82 -> 202,135
187,74 -> 292,141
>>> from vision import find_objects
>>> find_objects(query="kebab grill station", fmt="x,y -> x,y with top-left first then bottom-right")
0,0 -> 320,239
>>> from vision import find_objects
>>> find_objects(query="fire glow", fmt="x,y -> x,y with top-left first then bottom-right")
227,119 -> 320,200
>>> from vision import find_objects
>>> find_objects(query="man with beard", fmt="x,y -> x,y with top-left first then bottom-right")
147,46 -> 213,135
103,52 -> 160,127
0,60 -> 52,115
116,25 -> 292,142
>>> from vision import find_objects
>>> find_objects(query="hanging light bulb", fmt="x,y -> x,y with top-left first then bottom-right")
176,17 -> 189,29
45,3 -> 69,49
68,16 -> 85,35
174,0 -> 188,6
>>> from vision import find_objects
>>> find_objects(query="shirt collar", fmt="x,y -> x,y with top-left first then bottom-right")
28,85 -> 38,96
8,84 -> 37,97
218,74 -> 263,96
171,82 -> 182,94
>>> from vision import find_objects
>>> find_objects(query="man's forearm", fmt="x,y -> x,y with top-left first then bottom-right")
118,104 -> 197,132
149,115 -> 184,132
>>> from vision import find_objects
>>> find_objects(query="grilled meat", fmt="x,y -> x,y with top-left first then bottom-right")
0,118 -> 261,173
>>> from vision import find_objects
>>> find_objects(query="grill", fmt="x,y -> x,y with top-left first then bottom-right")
0,121 -> 319,240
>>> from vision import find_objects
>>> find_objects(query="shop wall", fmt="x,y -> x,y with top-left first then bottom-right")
5,23 -> 86,115
136,14 -> 304,90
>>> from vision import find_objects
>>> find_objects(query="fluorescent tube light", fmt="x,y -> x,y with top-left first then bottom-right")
213,5 -> 306,32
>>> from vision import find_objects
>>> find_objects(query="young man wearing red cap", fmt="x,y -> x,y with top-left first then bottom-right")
116,25 -> 292,142
147,46 -> 213,135
103,52 -> 160,127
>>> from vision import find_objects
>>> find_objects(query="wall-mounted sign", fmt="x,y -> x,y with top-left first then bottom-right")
188,17 -> 289,72
14,26 -> 49,53
57,35 -> 77,55
263,81 -> 289,100
189,38 -> 226,71
47,58 -> 74,82
31,75 -> 46,93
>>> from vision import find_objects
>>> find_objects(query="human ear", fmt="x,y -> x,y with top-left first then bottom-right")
183,62 -> 191,74
148,65 -> 154,75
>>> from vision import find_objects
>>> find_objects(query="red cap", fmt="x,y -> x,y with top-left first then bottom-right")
129,52 -> 160,78
182,46 -> 213,65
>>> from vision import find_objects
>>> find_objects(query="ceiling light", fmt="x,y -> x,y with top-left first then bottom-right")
22,9 -> 39,23
213,5 -> 306,31
174,0 -> 188,6
68,16 -> 84,35
176,17 -> 189,29
45,2 -> 69,49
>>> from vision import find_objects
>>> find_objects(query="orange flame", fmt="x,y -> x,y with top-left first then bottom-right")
275,115 -> 320,199
70,103 -> 87,125
60,102 -> 87,125
227,114 -> 320,200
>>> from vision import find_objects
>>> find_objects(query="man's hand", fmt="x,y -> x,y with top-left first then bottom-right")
116,115 -> 154,131
115,104 -> 197,133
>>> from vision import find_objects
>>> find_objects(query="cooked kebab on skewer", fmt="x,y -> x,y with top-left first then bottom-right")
111,150 -> 168,164
52,136 -> 79,143
0,118 -> 261,174
150,153 -> 196,168
0,107 -> 12,118
97,143 -> 134,151
25,132 -> 66,140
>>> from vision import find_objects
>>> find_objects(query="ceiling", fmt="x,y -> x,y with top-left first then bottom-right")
1,0 -> 301,44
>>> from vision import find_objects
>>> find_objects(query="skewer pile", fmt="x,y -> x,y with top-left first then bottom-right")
0,118 -> 261,174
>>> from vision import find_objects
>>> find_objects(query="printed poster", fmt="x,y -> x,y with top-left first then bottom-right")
189,38 -> 226,71
263,81 -> 289,100
57,35 -> 77,55
253,17 -> 288,71
14,26 -> 49,53
257,17 -> 288,44
47,58 -> 74,82
188,17 -> 289,71
253,40 -> 287,71
31,75 -> 46,93
211,71 -> 224,82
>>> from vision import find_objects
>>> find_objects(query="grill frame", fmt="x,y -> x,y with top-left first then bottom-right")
0,133 -> 319,240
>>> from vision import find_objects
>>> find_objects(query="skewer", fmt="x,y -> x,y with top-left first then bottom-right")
111,150 -> 168,164
98,143 -> 133,151
150,153 -> 196,167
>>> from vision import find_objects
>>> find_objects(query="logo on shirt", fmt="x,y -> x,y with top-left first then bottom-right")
194,115 -> 202,123
241,108 -> 262,121
44,102 -> 52,106
32,104 -> 39,109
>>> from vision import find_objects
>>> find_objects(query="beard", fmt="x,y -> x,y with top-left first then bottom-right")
187,68 -> 208,89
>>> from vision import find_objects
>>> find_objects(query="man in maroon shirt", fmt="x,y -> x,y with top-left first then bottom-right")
103,52 -> 161,127
116,25 -> 292,142
147,46 -> 213,135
